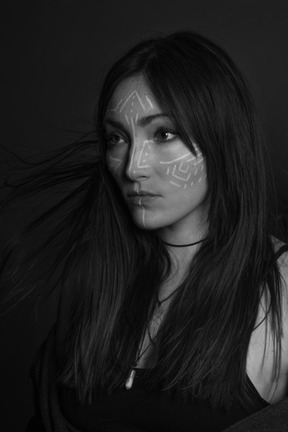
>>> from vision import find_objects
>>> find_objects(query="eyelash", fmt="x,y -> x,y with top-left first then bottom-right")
153,127 -> 178,143
105,132 -> 126,147
104,127 -> 178,147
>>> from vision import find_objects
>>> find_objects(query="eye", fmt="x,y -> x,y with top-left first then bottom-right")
105,132 -> 126,147
154,128 -> 178,143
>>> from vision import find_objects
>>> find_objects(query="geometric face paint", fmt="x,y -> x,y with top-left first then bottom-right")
107,89 -> 156,227
108,90 -> 154,173
159,145 -> 204,189
104,75 -> 208,240
108,91 -> 205,189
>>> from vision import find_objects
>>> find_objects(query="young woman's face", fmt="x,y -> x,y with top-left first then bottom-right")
104,75 -> 208,236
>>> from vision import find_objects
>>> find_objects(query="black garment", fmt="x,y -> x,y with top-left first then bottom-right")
58,369 -> 268,432
26,244 -> 288,432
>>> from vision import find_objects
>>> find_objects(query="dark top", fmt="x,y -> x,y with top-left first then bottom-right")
58,369 -> 269,432
26,244 -> 288,432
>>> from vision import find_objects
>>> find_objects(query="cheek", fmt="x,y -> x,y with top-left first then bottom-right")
106,155 -> 123,179
159,154 -> 205,190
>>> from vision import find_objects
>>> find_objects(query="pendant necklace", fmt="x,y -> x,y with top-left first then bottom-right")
125,289 -> 179,390
126,238 -> 207,389
125,334 -> 155,390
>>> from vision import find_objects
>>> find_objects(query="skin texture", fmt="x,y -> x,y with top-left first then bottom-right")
104,75 -> 208,244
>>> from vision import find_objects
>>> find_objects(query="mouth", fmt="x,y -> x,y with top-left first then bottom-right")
127,191 -> 159,198
126,191 -> 160,205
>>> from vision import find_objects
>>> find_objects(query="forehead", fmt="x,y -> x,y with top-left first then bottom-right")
107,75 -> 161,115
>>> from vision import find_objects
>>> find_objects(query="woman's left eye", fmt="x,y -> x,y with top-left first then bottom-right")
154,129 -> 178,142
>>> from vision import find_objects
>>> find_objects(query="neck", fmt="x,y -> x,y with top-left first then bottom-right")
157,214 -> 208,247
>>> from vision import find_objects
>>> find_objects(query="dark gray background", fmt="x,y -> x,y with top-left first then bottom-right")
1,0 -> 288,430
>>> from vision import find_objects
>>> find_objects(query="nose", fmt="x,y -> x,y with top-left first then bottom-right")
125,139 -> 151,181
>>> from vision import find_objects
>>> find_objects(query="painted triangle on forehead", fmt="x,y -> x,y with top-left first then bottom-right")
110,91 -> 154,113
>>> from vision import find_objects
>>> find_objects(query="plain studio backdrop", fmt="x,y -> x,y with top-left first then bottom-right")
1,0 -> 288,430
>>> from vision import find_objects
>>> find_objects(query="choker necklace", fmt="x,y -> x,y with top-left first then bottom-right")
163,238 -> 206,248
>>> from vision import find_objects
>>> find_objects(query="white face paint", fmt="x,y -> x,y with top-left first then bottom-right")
104,75 -> 208,241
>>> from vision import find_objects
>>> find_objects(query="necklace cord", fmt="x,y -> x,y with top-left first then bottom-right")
163,238 -> 206,248
126,237 -> 207,388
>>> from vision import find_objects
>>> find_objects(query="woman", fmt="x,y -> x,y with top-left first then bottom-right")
2,31 -> 288,431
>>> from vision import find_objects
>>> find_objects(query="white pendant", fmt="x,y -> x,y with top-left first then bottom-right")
125,369 -> 136,390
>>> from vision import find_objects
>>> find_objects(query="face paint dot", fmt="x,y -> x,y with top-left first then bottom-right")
191,181 -> 194,186
198,177 -> 202,183
200,164 -> 204,171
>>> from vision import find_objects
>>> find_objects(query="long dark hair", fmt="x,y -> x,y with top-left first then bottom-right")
0,31 -> 282,408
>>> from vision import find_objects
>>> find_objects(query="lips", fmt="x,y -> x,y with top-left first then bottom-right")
126,190 -> 160,205
127,191 -> 159,198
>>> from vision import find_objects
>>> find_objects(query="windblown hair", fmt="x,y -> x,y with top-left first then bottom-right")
0,31 -> 283,409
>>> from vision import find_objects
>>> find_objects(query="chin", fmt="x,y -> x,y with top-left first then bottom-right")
130,212 -> 168,231
132,217 -> 157,231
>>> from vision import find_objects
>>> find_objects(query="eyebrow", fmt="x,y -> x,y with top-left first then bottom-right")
103,113 -> 170,129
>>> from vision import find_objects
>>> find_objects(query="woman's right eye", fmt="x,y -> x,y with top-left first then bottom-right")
105,133 -> 126,147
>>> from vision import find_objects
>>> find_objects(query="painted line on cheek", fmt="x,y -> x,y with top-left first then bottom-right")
190,156 -> 204,166
169,181 -> 181,187
108,157 -> 122,174
178,163 -> 190,174
159,152 -> 192,164
125,114 -> 130,125
185,156 -> 197,164
172,165 -> 191,181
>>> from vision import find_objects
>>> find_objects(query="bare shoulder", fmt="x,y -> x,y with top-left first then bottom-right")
272,236 -> 288,303
247,237 -> 288,403
272,235 -> 288,374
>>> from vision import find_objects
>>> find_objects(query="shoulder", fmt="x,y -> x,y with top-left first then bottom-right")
247,237 -> 288,403
271,237 -> 288,334
272,236 -> 288,303
272,236 -> 288,376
